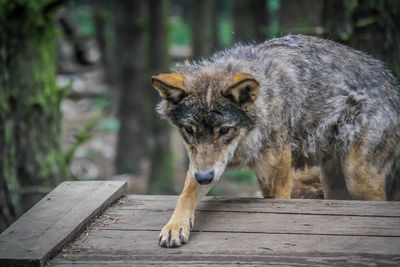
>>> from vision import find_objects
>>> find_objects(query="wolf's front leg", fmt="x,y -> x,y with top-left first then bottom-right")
251,144 -> 292,198
159,171 -> 200,247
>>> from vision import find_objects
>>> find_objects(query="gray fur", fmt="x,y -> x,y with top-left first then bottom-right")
157,34 -> 400,200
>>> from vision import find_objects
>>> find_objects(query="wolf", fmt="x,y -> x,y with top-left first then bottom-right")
151,34 -> 400,247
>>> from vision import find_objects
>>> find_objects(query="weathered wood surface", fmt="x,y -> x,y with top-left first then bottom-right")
48,195 -> 400,266
0,181 -> 127,267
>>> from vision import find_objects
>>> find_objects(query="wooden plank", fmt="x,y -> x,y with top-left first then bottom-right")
0,181 -> 126,267
101,208 -> 400,237
43,195 -> 400,266
122,195 -> 400,217
47,230 -> 400,266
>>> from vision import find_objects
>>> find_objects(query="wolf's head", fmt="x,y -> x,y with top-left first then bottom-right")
151,71 -> 260,185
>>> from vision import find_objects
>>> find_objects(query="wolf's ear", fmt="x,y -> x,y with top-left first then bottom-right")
151,73 -> 188,104
222,73 -> 260,105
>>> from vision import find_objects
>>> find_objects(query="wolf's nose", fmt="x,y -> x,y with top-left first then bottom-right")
195,171 -> 214,185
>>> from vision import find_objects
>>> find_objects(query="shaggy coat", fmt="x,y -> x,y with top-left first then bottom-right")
157,34 -> 400,200
153,35 -> 400,248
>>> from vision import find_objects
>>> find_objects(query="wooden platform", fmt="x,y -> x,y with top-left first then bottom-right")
0,181 -> 127,267
1,182 -> 400,266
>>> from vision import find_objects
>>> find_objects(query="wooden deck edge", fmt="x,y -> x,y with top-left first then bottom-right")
42,181 -> 127,266
0,181 -> 127,267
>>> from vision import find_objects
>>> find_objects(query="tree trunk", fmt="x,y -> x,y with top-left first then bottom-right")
350,0 -> 400,77
92,0 -> 113,83
147,0 -> 175,194
0,0 -> 65,227
211,1 -> 220,51
278,0 -> 323,35
114,1 -> 150,176
251,0 -> 268,43
322,0 -> 349,43
233,0 -> 268,43
233,0 -> 252,42
192,0 -> 214,59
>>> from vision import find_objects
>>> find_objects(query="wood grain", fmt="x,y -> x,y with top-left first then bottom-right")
48,230 -> 400,266
101,209 -> 400,237
0,181 -> 127,267
47,195 -> 400,266
122,195 -> 400,217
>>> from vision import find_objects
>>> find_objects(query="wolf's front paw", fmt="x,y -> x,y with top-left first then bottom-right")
159,218 -> 193,248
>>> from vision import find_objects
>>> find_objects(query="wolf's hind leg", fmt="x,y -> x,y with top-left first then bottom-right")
343,142 -> 386,200
159,171 -> 198,248
250,144 -> 292,198
320,160 -> 352,199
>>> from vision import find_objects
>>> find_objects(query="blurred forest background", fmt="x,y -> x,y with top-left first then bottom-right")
1,0 -> 399,231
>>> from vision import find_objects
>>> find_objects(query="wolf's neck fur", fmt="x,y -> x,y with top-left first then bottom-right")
229,127 -> 264,168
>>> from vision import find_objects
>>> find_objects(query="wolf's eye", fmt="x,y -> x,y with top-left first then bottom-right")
219,127 -> 231,135
184,126 -> 194,135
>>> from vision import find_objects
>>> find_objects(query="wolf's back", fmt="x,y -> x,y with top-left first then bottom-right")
257,35 -> 400,199
174,35 -> 400,198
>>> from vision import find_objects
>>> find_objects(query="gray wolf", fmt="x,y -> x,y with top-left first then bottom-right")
151,34 -> 400,247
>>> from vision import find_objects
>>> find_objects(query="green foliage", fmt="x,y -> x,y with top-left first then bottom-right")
168,12 -> 233,49
0,0 -> 67,225
98,118 -> 120,132
268,0 -> 280,37
344,0 -> 359,14
1,121 -> 22,215
0,0 -> 60,32
91,95 -> 111,110
148,147 -> 176,195
208,186 -> 224,196
218,16 -> 233,47
64,116 -> 100,165
67,1 -> 96,37
170,16 -> 192,45
225,169 -> 256,183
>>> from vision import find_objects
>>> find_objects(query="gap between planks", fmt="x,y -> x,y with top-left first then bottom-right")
107,208 -> 400,218
101,209 -> 400,237
119,195 -> 400,217
97,228 -> 400,238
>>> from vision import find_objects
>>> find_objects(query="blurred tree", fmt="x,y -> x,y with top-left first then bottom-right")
233,0 -> 252,42
233,0 -> 268,43
0,0 -> 65,226
114,1 -> 149,176
350,0 -> 400,77
92,0 -> 113,83
211,1 -> 220,51
279,0 -> 323,35
192,0 -> 214,58
251,0 -> 269,42
148,0 -> 175,194
323,0 -> 350,43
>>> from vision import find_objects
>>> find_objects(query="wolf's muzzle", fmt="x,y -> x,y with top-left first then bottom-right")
195,171 -> 214,185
